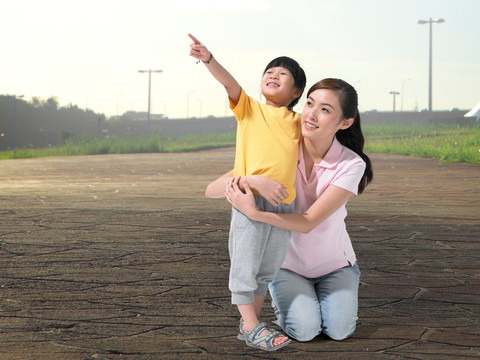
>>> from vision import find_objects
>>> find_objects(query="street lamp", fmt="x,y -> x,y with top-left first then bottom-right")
417,17 -> 445,119
389,91 -> 400,113
138,69 -> 163,135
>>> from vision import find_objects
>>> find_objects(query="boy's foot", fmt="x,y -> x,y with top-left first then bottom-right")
239,320 -> 290,351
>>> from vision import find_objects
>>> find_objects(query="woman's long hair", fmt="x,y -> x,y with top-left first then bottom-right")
307,78 -> 373,194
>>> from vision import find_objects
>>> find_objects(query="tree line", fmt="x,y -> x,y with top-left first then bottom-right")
0,94 -> 238,151
0,95 -> 109,150
0,95 -> 173,150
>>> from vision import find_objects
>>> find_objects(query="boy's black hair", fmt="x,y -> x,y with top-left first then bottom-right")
263,56 -> 307,110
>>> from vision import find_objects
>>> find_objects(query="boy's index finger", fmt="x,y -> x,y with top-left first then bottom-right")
188,33 -> 201,45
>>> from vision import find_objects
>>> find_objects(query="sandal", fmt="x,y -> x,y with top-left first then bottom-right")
239,320 -> 291,351
237,319 -> 245,340
237,318 -> 280,341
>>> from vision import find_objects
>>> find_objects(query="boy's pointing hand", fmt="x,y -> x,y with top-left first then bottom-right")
188,33 -> 201,45
188,33 -> 211,63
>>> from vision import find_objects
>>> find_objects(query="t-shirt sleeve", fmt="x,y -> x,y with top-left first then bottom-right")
331,158 -> 366,196
230,89 -> 253,122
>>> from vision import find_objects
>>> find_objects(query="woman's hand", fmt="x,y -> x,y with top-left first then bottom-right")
225,177 -> 258,218
244,175 -> 288,206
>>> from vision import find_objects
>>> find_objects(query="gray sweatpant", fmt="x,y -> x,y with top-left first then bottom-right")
228,194 -> 293,305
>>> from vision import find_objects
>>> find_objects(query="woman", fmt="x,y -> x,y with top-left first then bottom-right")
207,78 -> 373,342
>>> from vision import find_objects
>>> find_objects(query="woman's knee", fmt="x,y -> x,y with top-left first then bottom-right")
323,317 -> 357,340
285,315 -> 355,341
273,300 -> 322,341
284,319 -> 320,342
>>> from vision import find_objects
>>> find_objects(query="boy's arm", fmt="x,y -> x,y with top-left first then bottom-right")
188,33 -> 241,106
205,170 -> 288,206
205,170 -> 234,198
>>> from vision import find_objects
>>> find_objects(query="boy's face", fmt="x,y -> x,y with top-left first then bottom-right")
261,66 -> 301,108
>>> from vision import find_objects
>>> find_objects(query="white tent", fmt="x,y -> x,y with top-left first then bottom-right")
464,102 -> 480,122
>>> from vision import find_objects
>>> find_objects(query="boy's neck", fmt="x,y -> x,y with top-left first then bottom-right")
265,98 -> 291,109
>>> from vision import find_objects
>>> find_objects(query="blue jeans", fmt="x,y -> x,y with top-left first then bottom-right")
268,263 -> 360,341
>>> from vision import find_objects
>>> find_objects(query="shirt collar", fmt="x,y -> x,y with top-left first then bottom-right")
298,137 -> 342,182
317,137 -> 342,169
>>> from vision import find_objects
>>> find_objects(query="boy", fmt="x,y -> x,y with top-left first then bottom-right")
189,33 -> 305,351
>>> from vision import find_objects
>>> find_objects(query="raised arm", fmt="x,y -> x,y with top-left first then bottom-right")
188,33 -> 242,106
225,180 -> 354,234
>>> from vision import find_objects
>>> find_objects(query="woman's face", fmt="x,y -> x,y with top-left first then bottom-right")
301,88 -> 351,140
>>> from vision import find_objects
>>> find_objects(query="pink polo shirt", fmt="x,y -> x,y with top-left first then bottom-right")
281,137 -> 366,278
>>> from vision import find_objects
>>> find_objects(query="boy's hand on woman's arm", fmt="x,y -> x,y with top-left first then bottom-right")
242,175 -> 288,206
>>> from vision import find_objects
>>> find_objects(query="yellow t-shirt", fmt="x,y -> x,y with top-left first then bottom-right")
231,89 -> 300,204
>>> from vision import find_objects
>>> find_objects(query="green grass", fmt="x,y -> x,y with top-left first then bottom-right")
0,132 -> 236,160
363,124 -> 480,164
1,124 -> 479,164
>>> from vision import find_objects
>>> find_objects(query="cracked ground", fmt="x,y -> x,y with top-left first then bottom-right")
0,149 -> 479,360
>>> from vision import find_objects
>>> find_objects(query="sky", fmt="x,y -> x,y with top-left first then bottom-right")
1,0 -> 479,119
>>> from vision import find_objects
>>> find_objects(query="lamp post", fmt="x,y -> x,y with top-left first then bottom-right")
138,69 -> 163,135
417,17 -> 445,119
389,91 -> 400,113
401,78 -> 411,111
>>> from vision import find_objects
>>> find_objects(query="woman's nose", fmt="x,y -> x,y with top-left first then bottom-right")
307,110 -> 318,122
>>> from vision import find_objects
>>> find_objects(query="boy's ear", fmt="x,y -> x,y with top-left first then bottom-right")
293,87 -> 302,99
340,117 -> 354,130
